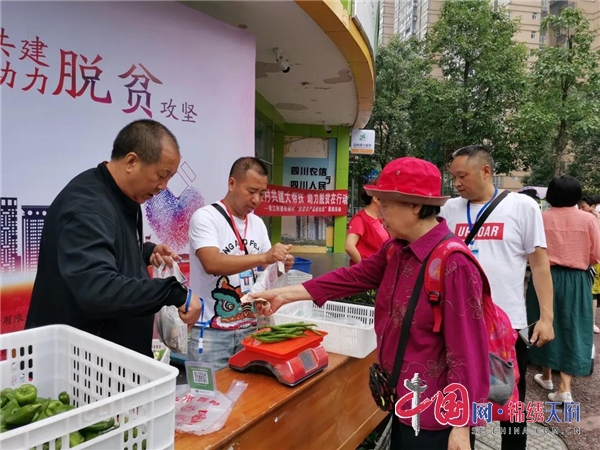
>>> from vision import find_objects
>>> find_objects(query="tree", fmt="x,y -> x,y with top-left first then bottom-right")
512,7 -> 600,183
350,36 -> 432,186
419,0 -> 528,173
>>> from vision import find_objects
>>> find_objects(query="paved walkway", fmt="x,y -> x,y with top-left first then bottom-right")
474,421 -> 568,450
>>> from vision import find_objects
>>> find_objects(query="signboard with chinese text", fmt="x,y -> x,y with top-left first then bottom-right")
255,185 -> 348,217
281,137 -> 337,247
350,129 -> 375,155
0,1 -> 255,332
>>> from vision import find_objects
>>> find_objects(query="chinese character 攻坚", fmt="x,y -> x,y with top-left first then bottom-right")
161,99 -> 179,120
545,402 -> 563,423
291,167 -> 299,175
118,63 -> 163,117
564,402 -> 580,423
507,401 -> 526,423
52,51 -> 112,103
182,102 -> 198,123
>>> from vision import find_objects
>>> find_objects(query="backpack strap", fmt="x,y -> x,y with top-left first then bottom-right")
425,239 -> 492,333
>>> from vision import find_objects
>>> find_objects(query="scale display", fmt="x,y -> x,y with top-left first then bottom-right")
298,349 -> 317,371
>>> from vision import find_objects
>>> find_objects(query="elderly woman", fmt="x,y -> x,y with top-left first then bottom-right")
253,157 -> 490,450
528,176 -> 600,402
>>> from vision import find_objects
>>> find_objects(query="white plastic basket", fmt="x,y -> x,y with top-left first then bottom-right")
272,300 -> 376,358
0,325 -> 179,450
152,339 -> 171,365
286,269 -> 313,286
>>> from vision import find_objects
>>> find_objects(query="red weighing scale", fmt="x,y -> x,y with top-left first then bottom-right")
228,329 -> 329,387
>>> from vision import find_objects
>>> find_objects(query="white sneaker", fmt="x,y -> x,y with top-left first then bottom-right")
534,373 -> 553,390
548,391 -> 573,403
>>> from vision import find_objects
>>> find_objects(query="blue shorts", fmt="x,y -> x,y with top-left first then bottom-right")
187,326 -> 254,371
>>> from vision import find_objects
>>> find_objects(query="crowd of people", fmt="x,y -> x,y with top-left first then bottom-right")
23,119 -> 600,450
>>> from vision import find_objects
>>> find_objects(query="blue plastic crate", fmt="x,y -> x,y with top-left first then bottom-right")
292,257 -> 312,274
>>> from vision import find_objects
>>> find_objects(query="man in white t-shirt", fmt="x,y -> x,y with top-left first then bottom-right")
188,157 -> 294,369
440,145 -> 554,450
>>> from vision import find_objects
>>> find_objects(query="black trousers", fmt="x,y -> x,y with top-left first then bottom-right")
391,416 -> 476,450
499,334 -> 528,450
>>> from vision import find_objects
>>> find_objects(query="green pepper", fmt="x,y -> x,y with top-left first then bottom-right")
58,391 -> 70,406
53,404 -> 75,415
34,397 -> 49,404
14,384 -> 38,406
69,431 -> 85,447
1,388 -> 16,403
32,400 -> 51,422
82,416 -> 115,433
46,400 -> 64,415
0,399 -> 20,423
4,403 -> 41,426
0,394 -> 8,409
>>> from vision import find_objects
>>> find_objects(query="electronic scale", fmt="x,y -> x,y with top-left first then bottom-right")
228,329 -> 329,387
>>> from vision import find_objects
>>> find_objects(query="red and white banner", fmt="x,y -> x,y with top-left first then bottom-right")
255,185 -> 348,217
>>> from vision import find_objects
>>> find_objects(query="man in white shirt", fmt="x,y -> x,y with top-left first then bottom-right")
188,157 -> 294,369
440,145 -> 554,450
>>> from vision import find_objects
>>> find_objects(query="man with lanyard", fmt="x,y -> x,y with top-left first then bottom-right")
440,145 -> 554,450
187,157 -> 294,370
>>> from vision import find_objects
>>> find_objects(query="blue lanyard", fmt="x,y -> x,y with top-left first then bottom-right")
467,186 -> 498,231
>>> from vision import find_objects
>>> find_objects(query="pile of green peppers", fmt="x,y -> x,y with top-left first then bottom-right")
0,384 -> 122,448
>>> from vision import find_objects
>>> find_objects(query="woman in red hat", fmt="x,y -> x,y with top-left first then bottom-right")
252,157 -> 490,450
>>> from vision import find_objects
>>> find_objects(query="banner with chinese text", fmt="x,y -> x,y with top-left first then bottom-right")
255,185 -> 348,217
0,1 -> 255,332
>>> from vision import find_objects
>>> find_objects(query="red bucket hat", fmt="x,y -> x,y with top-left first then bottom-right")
364,157 -> 449,206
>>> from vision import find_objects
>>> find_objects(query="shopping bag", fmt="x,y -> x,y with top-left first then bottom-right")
153,261 -> 189,354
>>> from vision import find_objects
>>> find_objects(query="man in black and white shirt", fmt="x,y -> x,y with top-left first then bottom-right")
187,157 -> 294,369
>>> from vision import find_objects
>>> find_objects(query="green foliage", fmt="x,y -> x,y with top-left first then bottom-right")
511,7 -> 600,179
361,3 -> 600,189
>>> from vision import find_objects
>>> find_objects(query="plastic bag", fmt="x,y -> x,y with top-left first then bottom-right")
174,380 -> 248,436
153,261 -> 188,354
240,261 -> 288,327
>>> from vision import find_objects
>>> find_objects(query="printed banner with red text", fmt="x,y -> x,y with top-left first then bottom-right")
254,185 -> 348,217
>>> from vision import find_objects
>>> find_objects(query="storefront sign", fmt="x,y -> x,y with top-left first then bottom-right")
255,185 -> 348,217
350,129 -> 376,155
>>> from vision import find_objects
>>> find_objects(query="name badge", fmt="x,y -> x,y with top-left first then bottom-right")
239,269 -> 254,294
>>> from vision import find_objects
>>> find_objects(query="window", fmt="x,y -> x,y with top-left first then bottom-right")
532,12 -> 538,20
531,31 -> 537,39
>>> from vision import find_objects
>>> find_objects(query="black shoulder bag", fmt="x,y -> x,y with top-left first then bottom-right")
368,233 -> 452,412
212,203 -> 249,255
464,190 -> 509,246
